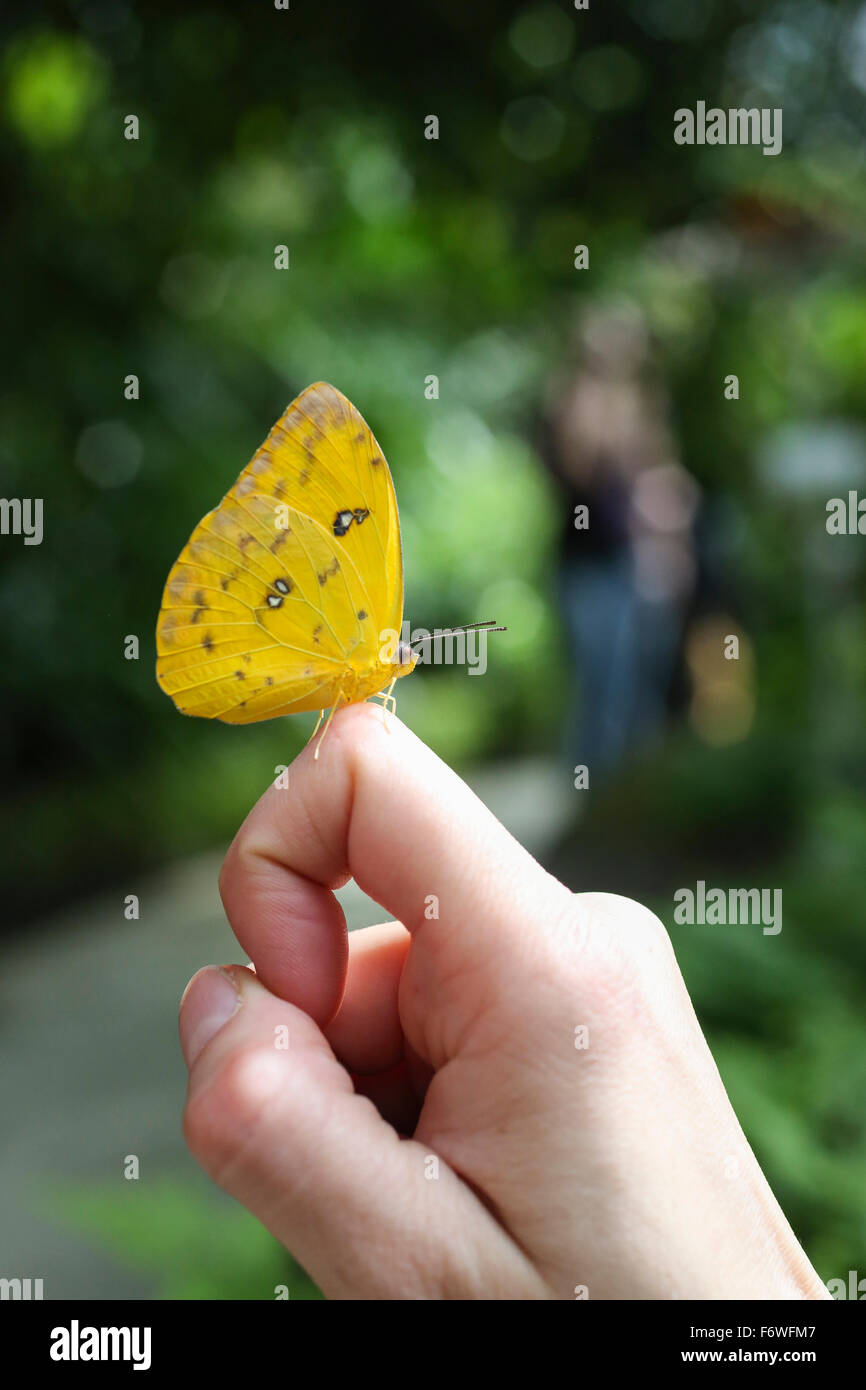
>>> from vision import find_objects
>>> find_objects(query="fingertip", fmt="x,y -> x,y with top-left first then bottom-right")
311,699 -> 413,776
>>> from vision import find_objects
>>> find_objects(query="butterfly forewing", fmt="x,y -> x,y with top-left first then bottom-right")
277,383 -> 403,634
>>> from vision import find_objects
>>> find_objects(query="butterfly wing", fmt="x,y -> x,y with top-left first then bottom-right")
155,382 -> 403,724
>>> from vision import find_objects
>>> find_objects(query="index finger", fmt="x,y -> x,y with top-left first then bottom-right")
218,701 -> 570,1025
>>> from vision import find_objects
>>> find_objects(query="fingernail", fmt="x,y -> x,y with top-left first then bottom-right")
179,966 -> 241,1068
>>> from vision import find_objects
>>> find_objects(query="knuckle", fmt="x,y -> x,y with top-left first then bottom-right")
184,1046 -> 284,1184
577,891 -> 672,959
554,890 -> 676,999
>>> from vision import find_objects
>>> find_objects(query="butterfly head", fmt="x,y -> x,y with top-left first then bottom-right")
395,641 -> 418,673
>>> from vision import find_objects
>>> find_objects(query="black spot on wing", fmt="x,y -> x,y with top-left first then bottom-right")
332,507 -> 370,537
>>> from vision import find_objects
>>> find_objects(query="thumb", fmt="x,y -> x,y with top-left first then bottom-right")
179,963 -> 546,1300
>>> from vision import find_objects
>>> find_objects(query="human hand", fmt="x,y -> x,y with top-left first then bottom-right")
179,705 -> 829,1300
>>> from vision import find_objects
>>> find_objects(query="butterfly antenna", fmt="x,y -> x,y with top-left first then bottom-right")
410,620 -> 506,649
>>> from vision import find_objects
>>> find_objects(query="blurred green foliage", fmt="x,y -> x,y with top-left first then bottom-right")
2,0 -> 866,1297
49,1179 -> 322,1299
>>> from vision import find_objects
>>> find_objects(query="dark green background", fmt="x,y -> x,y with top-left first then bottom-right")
2,0 -> 865,1296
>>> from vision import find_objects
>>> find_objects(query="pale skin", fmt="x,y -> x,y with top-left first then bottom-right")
179,703 -> 830,1300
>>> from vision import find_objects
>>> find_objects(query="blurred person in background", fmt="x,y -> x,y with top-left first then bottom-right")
539,301 -> 712,777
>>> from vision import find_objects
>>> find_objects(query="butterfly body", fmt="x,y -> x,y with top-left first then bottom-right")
156,383 -> 414,726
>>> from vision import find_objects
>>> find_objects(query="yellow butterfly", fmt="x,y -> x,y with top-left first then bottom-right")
155,382 -> 498,751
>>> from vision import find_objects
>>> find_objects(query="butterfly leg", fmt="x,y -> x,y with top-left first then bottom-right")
302,708 -> 326,756
313,683 -> 346,761
378,677 -> 398,732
